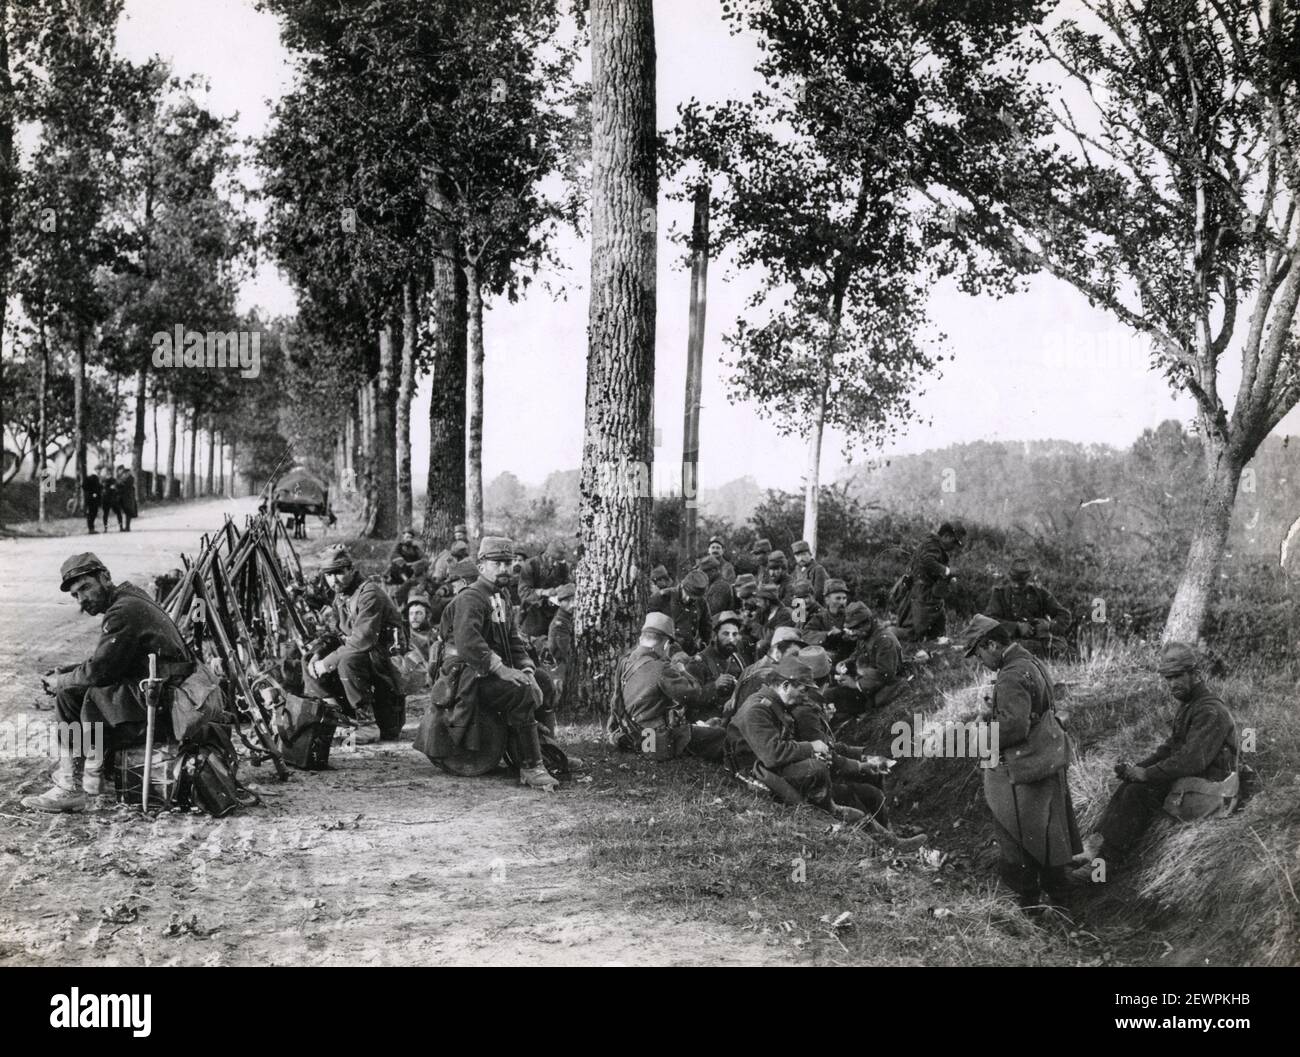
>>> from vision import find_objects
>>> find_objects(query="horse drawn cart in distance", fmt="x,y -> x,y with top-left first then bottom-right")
270,467 -> 333,540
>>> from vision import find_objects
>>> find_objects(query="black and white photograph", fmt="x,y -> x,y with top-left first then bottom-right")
0,0 -> 1296,993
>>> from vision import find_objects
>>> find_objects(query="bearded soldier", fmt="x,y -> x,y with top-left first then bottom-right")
686,610 -> 745,721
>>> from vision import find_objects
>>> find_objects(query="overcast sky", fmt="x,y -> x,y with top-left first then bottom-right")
115,0 -> 1299,492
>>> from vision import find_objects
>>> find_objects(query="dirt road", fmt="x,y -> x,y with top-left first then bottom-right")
0,499 -> 786,966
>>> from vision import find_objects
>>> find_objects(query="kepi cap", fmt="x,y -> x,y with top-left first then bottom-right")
60,552 -> 108,592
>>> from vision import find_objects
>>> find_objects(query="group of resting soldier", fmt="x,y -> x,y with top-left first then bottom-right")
24,529 -> 1242,923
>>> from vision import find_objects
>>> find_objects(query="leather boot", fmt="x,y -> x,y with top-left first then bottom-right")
22,754 -> 86,813
516,722 -> 559,792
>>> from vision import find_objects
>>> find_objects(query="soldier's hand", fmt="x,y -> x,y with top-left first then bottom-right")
714,674 -> 737,693
810,739 -> 830,757
500,666 -> 533,687
40,672 -> 56,696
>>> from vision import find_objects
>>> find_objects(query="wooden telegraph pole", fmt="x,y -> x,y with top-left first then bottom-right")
680,184 -> 710,560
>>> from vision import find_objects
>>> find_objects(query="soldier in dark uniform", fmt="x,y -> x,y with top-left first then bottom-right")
387,528 -> 429,585
82,474 -> 101,534
726,655 -> 862,822
649,564 -> 674,595
900,521 -> 965,641
23,553 -> 194,812
700,555 -> 734,615
1074,642 -> 1238,870
746,582 -> 795,655
430,524 -> 471,582
517,541 -> 571,639
547,582 -> 576,695
705,535 -> 736,583
730,625 -> 805,715
788,581 -> 822,632
763,549 -> 795,603
844,603 -> 906,709
747,537 -> 772,580
449,536 -> 560,791
647,569 -> 711,657
804,578 -> 850,653
114,467 -> 138,531
963,614 -> 1080,910
985,555 -> 1071,656
101,475 -> 121,532
791,540 -> 828,602
686,610 -> 745,720
305,545 -> 407,744
606,613 -> 726,760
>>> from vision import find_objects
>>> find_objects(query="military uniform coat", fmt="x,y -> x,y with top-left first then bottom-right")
51,582 -> 193,726
986,582 -> 1070,640
793,561 -> 828,602
982,644 -> 1080,869
647,589 -> 712,657
1138,685 -> 1237,783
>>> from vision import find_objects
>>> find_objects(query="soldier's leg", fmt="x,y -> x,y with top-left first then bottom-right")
333,650 -> 384,743
86,501 -> 98,533
1097,780 -> 1169,858
478,674 -> 557,790
369,658 -> 406,741
832,778 -> 887,822
989,817 -> 1041,907
24,688 -> 93,811
772,757 -> 833,809
531,666 -> 557,734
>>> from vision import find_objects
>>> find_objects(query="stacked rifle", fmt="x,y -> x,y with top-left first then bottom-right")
161,513 -> 319,782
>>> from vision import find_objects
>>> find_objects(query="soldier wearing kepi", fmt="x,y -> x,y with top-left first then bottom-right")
648,568 -> 712,657
452,536 -> 560,791
431,524 -> 471,582
23,553 -> 195,812
686,610 -> 745,721
962,614 -> 1081,911
986,555 -> 1071,656
305,546 -> 407,744
791,540 -> 828,602
1073,642 -> 1239,873
547,582 -> 577,694
705,535 -> 736,583
900,521 -> 965,641
699,555 -> 734,616
606,613 -> 726,760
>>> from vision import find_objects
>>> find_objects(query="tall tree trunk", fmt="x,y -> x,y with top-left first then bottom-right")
570,0 -> 658,715
0,1 -> 13,529
369,324 -> 399,537
229,435 -> 237,498
165,392 -> 177,499
151,393 -> 159,499
37,311 -> 47,524
131,361 -> 146,504
801,363 -> 830,553
1162,440 -> 1244,645
216,430 -> 224,496
680,185 -> 709,558
396,279 -> 416,527
422,207 -> 468,549
205,421 -> 215,496
74,328 -> 87,509
187,408 -> 198,500
465,260 -> 485,541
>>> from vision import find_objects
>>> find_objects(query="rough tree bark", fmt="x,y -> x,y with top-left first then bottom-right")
368,323 -> 399,538
165,392 -> 177,499
422,213 -> 467,549
74,329 -> 86,508
465,259 -> 485,541
396,278 -> 416,528
569,0 -> 658,715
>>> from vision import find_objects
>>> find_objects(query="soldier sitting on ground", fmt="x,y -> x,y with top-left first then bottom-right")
685,610 -> 745,721
729,625 -> 805,715
985,555 -> 1071,657
648,568 -> 712,658
824,603 -> 906,719
1072,642 -> 1239,877
23,553 -> 195,812
606,613 -> 726,761
387,528 -> 429,586
790,647 -> 926,850
726,655 -> 867,824
304,545 -> 407,745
